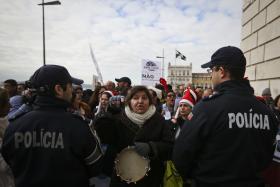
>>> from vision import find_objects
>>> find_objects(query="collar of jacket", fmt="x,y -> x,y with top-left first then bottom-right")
33,96 -> 71,111
214,79 -> 254,95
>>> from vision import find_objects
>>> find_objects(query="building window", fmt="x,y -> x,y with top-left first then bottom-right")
183,70 -> 185,76
187,70 -> 189,75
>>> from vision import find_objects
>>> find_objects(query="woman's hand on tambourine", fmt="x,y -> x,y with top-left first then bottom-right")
134,142 -> 151,158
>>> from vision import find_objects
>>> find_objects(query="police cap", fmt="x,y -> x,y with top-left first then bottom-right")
201,46 -> 246,69
29,65 -> 83,88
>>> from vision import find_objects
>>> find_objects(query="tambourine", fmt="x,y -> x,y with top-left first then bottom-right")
115,146 -> 150,184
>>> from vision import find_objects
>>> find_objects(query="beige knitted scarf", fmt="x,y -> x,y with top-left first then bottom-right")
125,105 -> 156,126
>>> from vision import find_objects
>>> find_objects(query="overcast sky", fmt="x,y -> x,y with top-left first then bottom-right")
0,0 -> 243,85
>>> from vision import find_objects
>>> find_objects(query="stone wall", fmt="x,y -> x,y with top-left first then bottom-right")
241,0 -> 280,98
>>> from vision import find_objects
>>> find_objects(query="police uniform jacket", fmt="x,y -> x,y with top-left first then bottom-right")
173,80 -> 278,187
109,110 -> 174,187
2,96 -> 102,187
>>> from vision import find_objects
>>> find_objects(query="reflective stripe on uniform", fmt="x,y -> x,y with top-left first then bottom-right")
84,143 -> 103,165
84,125 -> 103,165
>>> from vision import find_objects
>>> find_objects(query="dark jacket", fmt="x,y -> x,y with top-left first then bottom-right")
93,110 -> 118,177
2,96 -> 102,187
173,80 -> 278,187
108,110 -> 173,187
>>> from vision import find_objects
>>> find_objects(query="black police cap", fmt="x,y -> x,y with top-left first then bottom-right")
201,46 -> 246,69
29,65 -> 83,89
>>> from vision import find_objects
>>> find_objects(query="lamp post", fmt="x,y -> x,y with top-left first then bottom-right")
38,0 -> 61,66
156,48 -> 165,78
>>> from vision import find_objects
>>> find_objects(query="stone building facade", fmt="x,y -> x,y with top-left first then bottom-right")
241,0 -> 280,97
192,73 -> 212,89
167,63 -> 192,88
167,63 -> 212,89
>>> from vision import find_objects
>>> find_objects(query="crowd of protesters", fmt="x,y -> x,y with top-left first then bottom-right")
0,46 -> 279,187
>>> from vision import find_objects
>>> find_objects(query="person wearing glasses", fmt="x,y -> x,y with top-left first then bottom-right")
162,91 -> 176,121
173,46 -> 278,187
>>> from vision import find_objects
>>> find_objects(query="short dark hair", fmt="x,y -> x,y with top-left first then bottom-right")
217,64 -> 245,80
37,83 -> 68,97
125,86 -> 153,107
0,88 -> 10,117
4,79 -> 17,86
166,90 -> 175,95
74,86 -> 83,92
0,88 -> 9,106
101,91 -> 112,100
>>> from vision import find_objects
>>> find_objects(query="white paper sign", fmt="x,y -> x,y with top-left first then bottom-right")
141,59 -> 162,86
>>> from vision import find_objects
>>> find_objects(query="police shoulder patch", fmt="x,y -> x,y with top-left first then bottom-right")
202,93 -> 222,101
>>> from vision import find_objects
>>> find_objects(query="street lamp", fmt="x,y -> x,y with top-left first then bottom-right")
38,0 -> 61,66
156,48 -> 165,78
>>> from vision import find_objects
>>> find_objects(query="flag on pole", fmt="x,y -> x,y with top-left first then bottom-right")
89,44 -> 104,84
176,50 -> 186,61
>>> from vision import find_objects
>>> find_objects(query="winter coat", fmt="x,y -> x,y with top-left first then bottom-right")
107,110 -> 174,187
173,80 -> 278,187
2,96 -> 103,187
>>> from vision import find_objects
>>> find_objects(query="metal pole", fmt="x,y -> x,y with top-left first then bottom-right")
42,0 -> 46,66
175,49 -> 177,88
162,48 -> 165,78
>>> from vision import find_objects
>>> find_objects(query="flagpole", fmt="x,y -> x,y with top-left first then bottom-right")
156,49 -> 165,78
175,49 -> 177,88
89,44 -> 104,84
162,48 -> 165,78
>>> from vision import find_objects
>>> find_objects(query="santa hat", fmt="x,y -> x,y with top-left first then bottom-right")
179,88 -> 197,108
174,88 -> 197,119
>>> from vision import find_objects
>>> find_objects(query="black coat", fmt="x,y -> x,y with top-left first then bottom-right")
173,80 -> 278,187
104,110 -> 174,187
2,96 -> 102,187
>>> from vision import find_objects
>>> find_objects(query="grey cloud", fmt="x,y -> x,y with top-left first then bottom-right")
0,0 -> 243,84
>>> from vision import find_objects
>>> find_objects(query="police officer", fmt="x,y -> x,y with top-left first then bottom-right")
2,65 -> 103,187
172,46 -> 278,187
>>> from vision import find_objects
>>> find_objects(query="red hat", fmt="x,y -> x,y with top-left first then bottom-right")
179,88 -> 197,108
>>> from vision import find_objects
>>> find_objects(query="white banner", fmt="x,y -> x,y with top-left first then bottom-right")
141,59 -> 162,86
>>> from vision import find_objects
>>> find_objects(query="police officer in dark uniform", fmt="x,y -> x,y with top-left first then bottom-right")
172,46 -> 278,187
2,65 -> 103,187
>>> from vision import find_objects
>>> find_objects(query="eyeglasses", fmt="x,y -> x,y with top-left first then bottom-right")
207,68 -> 213,73
207,66 -> 221,73
167,94 -> 175,98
